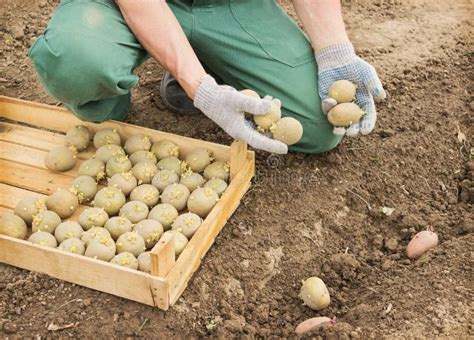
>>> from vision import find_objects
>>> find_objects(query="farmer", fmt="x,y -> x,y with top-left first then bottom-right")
29,0 -> 386,155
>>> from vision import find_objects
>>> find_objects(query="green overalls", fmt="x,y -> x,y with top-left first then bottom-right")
29,0 -> 342,153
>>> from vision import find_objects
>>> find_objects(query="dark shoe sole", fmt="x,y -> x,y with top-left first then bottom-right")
159,71 -> 200,115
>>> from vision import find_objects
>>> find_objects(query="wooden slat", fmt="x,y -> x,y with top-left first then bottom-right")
166,158 -> 254,304
230,140 -> 248,180
0,235 -> 169,309
150,232 -> 175,278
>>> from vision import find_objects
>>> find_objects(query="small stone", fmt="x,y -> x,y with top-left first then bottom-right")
3,321 -> 17,334
384,238 -> 398,251
123,312 -> 131,320
83,298 -> 92,307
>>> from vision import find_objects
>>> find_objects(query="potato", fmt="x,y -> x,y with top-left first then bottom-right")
295,317 -> 335,335
105,216 -> 133,240
132,162 -> 158,184
137,252 -> 151,273
46,189 -> 79,219
110,252 -> 139,270
14,196 -> 46,225
45,146 -> 78,172
328,80 -> 356,103
28,231 -> 57,248
133,219 -> 164,249
124,134 -> 151,155
93,128 -> 121,148
254,100 -> 281,131
108,172 -> 137,196
58,238 -> 86,255
70,175 -> 97,202
93,187 -> 126,216
54,221 -> 83,243
151,139 -> 179,160
171,212 -> 202,238
129,150 -> 157,166
203,161 -> 230,181
148,203 -> 178,230
187,187 -> 218,218
161,230 -> 188,257
116,231 -> 146,257
327,103 -> 364,127
106,155 -> 132,178
129,184 -> 160,207
81,227 -> 112,246
180,172 -> 205,192
119,201 -> 149,224
299,277 -> 330,310
157,156 -> 182,176
204,178 -> 228,196
271,117 -> 303,145
65,125 -> 91,151
78,159 -> 106,181
152,169 -> 179,191
95,144 -> 125,163
32,210 -> 61,233
240,89 -> 259,98
406,227 -> 438,259
84,237 -> 116,261
161,183 -> 190,211
0,212 -> 27,239
185,148 -> 211,173
78,207 -> 109,230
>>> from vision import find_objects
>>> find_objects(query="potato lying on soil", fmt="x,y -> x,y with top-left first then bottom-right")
108,172 -> 137,196
271,117 -> 303,146
328,80 -> 357,103
161,183 -> 190,211
132,162 -> 158,184
46,189 -> 79,219
54,221 -> 83,243
119,201 -> 149,224
93,187 -> 126,216
185,148 -> 212,173
105,216 -> 133,240
65,125 -> 91,151
133,219 -> 164,249
78,159 -> 106,181
0,212 -> 27,239
93,128 -> 121,148
70,175 -> 98,202
78,207 -> 109,230
157,156 -> 182,176
116,231 -> 146,257
204,178 -> 228,196
110,252 -> 139,270
28,231 -> 58,248
203,161 -> 230,181
180,171 -> 205,192
81,227 -> 112,246
299,277 -> 331,311
327,102 -> 364,127
137,252 -> 151,273
129,184 -> 160,207
59,238 -> 86,255
171,212 -> 202,238
295,317 -> 336,335
152,169 -> 179,191
45,146 -> 78,172
162,230 -> 188,257
151,139 -> 179,160
187,187 -> 219,218
254,99 -> 282,131
84,237 -> 116,261
32,210 -> 61,233
406,227 -> 439,259
106,155 -> 132,178
124,134 -> 151,155
129,150 -> 157,166
148,203 -> 179,230
95,144 -> 125,163
14,196 -> 46,225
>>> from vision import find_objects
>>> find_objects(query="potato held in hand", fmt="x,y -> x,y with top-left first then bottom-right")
271,117 -> 303,146
299,277 -> 331,310
327,103 -> 364,127
328,80 -> 357,103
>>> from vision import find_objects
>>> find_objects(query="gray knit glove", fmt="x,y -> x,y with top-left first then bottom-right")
194,75 -> 288,154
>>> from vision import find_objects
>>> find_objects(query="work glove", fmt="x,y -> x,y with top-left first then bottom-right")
194,75 -> 288,154
316,43 -> 386,137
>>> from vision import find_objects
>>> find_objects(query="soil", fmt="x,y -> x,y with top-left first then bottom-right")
1,0 -> 473,338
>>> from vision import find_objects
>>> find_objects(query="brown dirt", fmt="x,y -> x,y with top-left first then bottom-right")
1,0 -> 473,338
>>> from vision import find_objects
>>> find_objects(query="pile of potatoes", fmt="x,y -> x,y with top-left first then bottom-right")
1,126 -> 230,273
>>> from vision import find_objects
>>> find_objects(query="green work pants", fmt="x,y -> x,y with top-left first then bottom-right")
29,0 -> 342,153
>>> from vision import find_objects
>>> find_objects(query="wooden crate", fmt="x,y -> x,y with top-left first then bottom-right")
0,96 -> 255,310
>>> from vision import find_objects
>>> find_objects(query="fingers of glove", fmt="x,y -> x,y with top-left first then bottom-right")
356,92 -> 377,135
234,92 -> 272,116
237,127 -> 288,154
333,126 -> 348,136
345,124 -> 361,137
363,65 -> 386,102
322,97 -> 338,115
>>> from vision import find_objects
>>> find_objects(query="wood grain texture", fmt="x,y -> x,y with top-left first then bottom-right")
150,232 -> 175,278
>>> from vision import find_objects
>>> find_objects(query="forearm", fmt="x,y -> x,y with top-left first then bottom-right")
115,0 -> 205,98
293,0 -> 350,51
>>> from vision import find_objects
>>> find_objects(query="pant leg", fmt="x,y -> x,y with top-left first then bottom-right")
29,0 -> 149,122
185,0 -> 342,153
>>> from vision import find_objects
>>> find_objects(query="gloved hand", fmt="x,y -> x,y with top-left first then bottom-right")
194,75 -> 288,154
316,43 -> 386,137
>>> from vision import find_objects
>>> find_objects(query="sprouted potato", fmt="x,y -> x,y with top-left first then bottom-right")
133,219 -> 164,249
271,117 -> 303,146
152,169 -> 179,191
204,178 -> 228,196
28,231 -> 58,248
129,150 -> 157,165
70,175 -> 98,202
187,187 -> 219,217
299,277 -> 331,311
171,212 -> 202,238
185,148 -> 211,173
0,212 -> 27,239
119,201 -> 149,224
79,207 -> 109,230
59,238 -> 86,255
78,159 -> 106,181
129,184 -> 160,207
157,156 -> 182,176
54,221 -> 83,243
65,125 -> 91,151
93,187 -> 126,216
327,103 -> 364,127
14,196 -> 46,225
110,252 -> 139,270
203,161 -> 230,181
93,128 -> 121,148
105,216 -> 133,240
161,183 -> 190,211
161,230 -> 188,257
81,227 -> 112,246
45,146 -> 78,172
32,210 -> 61,233
132,162 -> 158,184
108,172 -> 137,196
46,188 -> 79,219
95,144 -> 125,163
148,203 -> 179,230
151,139 -> 179,160
328,80 -> 356,103
137,252 -> 151,273
116,231 -> 146,257
254,99 -> 281,131
180,171 -> 205,192
106,155 -> 132,178
124,134 -> 151,154
85,237 -> 116,261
